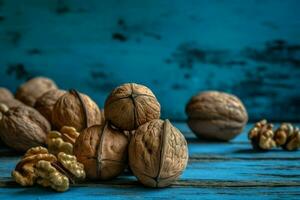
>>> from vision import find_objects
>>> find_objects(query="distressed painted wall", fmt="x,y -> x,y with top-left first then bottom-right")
0,0 -> 299,121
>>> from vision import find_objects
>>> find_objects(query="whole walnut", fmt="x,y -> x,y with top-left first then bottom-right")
15,77 -> 58,106
52,90 -> 102,131
74,124 -> 128,180
0,87 -> 24,108
186,91 -> 248,141
0,105 -> 50,151
129,119 -> 188,188
105,83 -> 161,131
34,89 -> 66,122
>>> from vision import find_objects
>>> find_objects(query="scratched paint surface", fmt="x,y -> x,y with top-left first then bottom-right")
0,0 -> 299,121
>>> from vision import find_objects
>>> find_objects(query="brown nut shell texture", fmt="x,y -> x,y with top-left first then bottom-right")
274,123 -> 300,151
47,126 -> 80,155
0,105 -> 51,151
186,91 -> 248,141
248,119 -> 276,151
52,90 -> 102,131
15,77 -> 58,106
129,119 -> 188,188
104,83 -> 161,131
74,124 -> 129,180
12,146 -> 57,186
0,87 -> 24,108
34,89 -> 66,122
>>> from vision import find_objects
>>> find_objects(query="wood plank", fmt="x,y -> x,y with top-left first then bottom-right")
0,185 -> 300,200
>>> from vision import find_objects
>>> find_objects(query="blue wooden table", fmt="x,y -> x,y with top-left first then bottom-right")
0,122 -> 299,199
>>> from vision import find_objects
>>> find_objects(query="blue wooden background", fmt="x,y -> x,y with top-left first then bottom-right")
0,0 -> 299,121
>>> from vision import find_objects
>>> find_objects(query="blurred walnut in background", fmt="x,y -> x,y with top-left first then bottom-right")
186,91 -> 248,141
15,77 -> 58,107
274,123 -> 300,151
248,119 -> 276,151
0,87 -> 24,108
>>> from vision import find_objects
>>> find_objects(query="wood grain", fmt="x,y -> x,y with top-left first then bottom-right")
0,122 -> 299,199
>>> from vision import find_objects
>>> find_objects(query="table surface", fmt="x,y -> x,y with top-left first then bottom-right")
0,122 -> 299,200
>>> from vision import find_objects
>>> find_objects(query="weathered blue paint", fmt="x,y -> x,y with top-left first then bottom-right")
0,0 -> 300,121
0,123 -> 300,199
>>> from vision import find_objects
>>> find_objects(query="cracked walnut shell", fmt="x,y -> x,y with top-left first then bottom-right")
274,123 -> 300,151
248,119 -> 276,150
186,91 -> 248,141
104,83 -> 161,131
15,77 -> 58,106
34,89 -> 66,122
0,105 -> 51,151
52,90 -> 102,131
0,87 -> 24,108
74,124 -> 129,180
129,119 -> 188,187
12,146 -> 57,186
47,126 -> 80,155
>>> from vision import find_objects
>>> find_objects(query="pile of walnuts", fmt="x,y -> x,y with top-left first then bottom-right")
248,119 -> 300,151
74,83 -> 188,187
1,78 -> 188,191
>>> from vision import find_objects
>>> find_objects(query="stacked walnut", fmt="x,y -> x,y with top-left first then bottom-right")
74,83 -> 189,187
248,119 -> 300,151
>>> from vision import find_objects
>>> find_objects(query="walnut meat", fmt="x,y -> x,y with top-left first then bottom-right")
186,91 -> 248,141
52,90 -> 102,131
15,77 -> 58,106
0,105 -> 51,151
34,89 -> 66,122
74,124 -> 128,180
274,123 -> 300,151
0,87 -> 24,108
248,119 -> 276,150
105,83 -> 161,131
129,119 -> 188,187
12,146 -> 57,186
47,126 -> 80,155
35,160 -> 69,192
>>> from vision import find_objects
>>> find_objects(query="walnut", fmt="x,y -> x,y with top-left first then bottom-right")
47,126 -> 80,155
35,160 -> 69,192
186,91 -> 248,141
129,119 -> 188,187
12,146 -> 57,186
0,87 -> 24,108
0,105 -> 51,151
74,123 -> 128,180
248,119 -> 276,150
13,146 -> 85,192
34,89 -> 66,122
15,77 -> 58,106
52,90 -> 102,131
104,83 -> 161,131
274,123 -> 300,151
